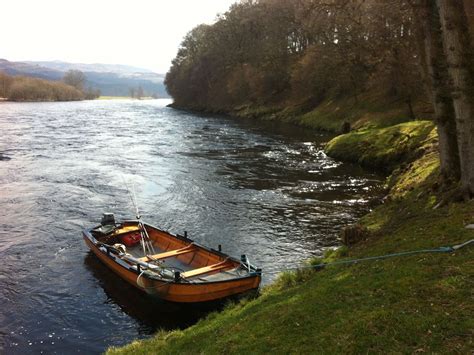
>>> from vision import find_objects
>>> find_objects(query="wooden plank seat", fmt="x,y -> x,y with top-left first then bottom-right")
113,225 -> 140,235
181,258 -> 234,279
139,243 -> 196,262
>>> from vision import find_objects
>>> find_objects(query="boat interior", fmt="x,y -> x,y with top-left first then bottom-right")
91,222 -> 251,282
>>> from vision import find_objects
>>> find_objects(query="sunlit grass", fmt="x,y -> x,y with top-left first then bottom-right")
231,91 -> 430,133
325,121 -> 436,172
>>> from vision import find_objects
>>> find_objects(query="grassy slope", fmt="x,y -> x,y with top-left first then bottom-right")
325,121 -> 436,171
108,124 -> 473,354
232,92 -> 433,133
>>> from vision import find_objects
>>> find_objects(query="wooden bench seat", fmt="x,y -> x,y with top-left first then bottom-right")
139,243 -> 196,262
112,225 -> 140,236
181,258 -> 234,279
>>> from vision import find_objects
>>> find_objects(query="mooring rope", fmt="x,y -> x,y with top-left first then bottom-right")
136,269 -> 176,291
263,239 -> 474,275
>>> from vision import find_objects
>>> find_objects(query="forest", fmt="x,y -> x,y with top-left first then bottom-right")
166,0 -> 474,197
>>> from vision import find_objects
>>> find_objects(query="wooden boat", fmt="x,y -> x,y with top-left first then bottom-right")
83,214 -> 262,303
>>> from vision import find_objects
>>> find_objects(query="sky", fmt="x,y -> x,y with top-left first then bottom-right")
0,0 -> 237,73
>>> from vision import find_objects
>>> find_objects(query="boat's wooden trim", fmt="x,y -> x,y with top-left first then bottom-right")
181,258 -> 234,279
138,243 -> 196,262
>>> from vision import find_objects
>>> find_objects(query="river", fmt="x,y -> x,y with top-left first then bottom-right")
0,99 -> 381,354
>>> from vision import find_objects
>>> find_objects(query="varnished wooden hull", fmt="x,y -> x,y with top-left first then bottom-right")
83,225 -> 261,303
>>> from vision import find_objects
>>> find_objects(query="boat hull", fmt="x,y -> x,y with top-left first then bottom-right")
83,232 -> 261,303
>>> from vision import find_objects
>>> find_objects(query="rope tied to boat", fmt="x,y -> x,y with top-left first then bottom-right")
264,239 -> 474,275
136,268 -> 147,288
136,268 -> 177,292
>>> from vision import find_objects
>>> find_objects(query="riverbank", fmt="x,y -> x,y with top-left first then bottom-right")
170,91 -> 433,134
325,120 -> 436,172
108,105 -> 473,353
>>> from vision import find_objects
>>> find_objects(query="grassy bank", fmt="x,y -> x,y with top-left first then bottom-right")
108,118 -> 473,353
171,91 -> 432,134
227,92 -> 433,133
325,121 -> 436,172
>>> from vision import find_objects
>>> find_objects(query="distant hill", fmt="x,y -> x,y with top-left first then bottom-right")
24,60 -> 155,75
0,59 -> 169,97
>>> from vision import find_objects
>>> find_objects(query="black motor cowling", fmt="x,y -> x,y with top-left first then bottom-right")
101,213 -> 115,226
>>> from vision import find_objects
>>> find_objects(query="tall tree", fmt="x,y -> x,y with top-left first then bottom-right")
415,0 -> 460,181
437,0 -> 474,196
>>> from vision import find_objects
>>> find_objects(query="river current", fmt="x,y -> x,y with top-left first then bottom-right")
0,99 -> 381,353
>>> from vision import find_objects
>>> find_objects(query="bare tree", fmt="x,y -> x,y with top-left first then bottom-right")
63,70 -> 86,92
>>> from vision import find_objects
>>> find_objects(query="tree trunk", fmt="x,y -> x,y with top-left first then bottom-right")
417,1 -> 460,181
437,0 -> 474,196
406,96 -> 416,121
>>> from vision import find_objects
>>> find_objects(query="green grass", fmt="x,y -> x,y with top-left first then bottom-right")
107,145 -> 474,354
325,121 -> 436,171
296,94 -> 431,132
230,92 -> 433,133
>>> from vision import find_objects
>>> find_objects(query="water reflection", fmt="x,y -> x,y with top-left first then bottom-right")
83,253 -> 210,333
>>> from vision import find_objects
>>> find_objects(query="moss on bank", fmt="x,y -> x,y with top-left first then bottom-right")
294,94 -> 429,132
172,91 -> 433,134
108,120 -> 473,354
325,121 -> 436,171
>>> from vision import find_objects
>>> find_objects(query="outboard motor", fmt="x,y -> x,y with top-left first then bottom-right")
101,213 -> 115,226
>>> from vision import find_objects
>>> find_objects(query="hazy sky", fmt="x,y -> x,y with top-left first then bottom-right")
0,0 -> 237,73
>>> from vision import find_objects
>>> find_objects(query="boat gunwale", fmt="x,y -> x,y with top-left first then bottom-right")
95,220 -> 261,269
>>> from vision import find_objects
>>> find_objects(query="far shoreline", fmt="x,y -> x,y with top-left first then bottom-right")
0,96 -> 171,103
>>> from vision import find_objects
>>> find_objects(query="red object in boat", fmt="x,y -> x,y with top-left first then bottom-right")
120,233 -> 141,247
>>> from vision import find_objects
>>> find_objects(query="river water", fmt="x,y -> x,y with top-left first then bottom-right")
0,99 -> 381,354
